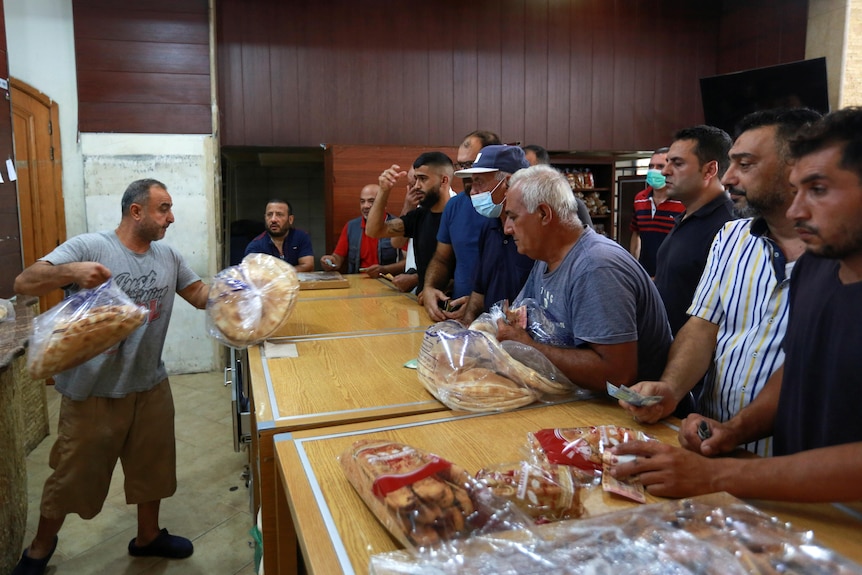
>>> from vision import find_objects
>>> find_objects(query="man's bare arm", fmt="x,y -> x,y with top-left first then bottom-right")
295,255 -> 315,273
178,280 -> 210,310
368,165 -> 407,239
14,261 -> 112,296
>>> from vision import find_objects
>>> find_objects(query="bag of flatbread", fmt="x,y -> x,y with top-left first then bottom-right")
27,279 -> 148,379
471,298 -> 574,348
206,253 -> 300,348
339,439 -> 532,551
419,321 -> 587,412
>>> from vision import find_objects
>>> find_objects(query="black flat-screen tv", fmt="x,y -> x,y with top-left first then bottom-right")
700,57 -> 830,136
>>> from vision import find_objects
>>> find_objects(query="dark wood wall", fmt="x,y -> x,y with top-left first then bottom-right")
215,0 -> 810,152
217,0 -> 729,152
717,0 -> 808,74
72,0 -> 211,134
0,0 -> 22,297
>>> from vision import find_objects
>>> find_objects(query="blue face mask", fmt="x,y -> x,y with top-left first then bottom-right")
470,178 -> 505,218
645,169 -> 666,190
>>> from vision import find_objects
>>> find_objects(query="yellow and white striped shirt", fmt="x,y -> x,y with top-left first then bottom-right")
688,218 -> 794,456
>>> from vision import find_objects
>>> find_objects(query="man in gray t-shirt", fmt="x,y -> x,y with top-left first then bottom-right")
497,165 -> 672,392
12,179 -> 210,573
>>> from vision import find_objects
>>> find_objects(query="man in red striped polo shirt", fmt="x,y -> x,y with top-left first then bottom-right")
629,147 -> 685,277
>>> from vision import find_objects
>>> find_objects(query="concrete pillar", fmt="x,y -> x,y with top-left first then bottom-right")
806,0 -> 862,108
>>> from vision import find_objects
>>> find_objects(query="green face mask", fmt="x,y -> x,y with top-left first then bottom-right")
646,169 -> 666,189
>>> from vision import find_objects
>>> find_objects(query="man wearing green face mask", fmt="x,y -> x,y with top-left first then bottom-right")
629,147 -> 685,277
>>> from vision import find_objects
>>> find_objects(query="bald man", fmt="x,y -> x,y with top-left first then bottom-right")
321,184 -> 405,277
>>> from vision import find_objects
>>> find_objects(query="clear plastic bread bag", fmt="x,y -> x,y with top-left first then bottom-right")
27,278 -> 148,379
0,298 -> 15,323
206,253 -> 299,348
474,460 -> 586,524
339,439 -> 536,555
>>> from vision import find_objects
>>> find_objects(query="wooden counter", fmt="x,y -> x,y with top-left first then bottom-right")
273,402 -> 862,574
272,400 -> 681,575
247,314 -> 445,575
297,275 -> 404,300
274,293 -> 429,338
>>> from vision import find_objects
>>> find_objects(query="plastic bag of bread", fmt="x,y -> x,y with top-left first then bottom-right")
528,425 -> 656,503
339,439 -> 532,551
206,253 -> 300,348
27,279 -> 148,379
0,298 -> 15,323
419,321 -> 587,412
470,298 -> 574,348
475,461 -> 584,524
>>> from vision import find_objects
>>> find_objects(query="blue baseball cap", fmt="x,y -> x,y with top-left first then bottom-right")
454,145 -> 530,177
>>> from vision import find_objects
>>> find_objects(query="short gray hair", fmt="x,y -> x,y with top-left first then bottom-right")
508,165 -> 581,228
122,178 -> 166,215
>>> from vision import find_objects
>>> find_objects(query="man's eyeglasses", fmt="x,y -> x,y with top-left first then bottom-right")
454,161 -> 473,171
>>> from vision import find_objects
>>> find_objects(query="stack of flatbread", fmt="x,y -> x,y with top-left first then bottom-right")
28,299 -> 148,380
207,253 -> 300,347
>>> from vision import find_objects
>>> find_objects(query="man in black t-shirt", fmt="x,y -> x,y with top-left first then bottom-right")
366,152 -> 454,301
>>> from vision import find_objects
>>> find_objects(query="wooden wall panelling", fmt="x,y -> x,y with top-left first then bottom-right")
425,5 -> 456,148
270,1 -> 300,147
240,0 -> 274,145
73,0 -> 211,134
453,1 -> 482,143
568,0 -> 595,150
500,0 -> 526,144
523,0 -> 550,148
545,0 -> 572,151
215,0 -> 806,151
216,0 -> 245,143
716,0 -> 808,74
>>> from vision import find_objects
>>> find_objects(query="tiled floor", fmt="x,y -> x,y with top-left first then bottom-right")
21,372 -> 258,575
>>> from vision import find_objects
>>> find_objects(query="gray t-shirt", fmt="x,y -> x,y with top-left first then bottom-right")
515,227 -> 672,381
41,231 -> 200,400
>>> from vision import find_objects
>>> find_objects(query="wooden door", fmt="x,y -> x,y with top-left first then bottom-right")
10,78 -> 66,311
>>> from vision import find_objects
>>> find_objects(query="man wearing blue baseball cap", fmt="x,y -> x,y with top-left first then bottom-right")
453,145 -> 536,324
422,140 -> 512,321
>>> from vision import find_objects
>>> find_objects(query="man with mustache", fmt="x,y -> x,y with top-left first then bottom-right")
608,107 -> 862,502
245,199 -> 314,272
320,184 -> 404,277
621,108 -> 821,456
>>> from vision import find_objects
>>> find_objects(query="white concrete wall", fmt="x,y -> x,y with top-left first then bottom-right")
4,3 -> 222,374
81,134 -> 220,373
4,0 -> 86,236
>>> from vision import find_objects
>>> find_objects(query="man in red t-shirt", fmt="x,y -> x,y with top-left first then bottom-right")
320,184 -> 405,277
629,147 -> 685,276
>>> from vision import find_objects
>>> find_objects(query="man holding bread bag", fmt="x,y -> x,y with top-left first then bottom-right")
12,179 -> 209,574
497,165 -> 672,392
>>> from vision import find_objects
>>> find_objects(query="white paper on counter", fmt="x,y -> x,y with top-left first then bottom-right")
263,341 -> 298,358
6,159 -> 16,182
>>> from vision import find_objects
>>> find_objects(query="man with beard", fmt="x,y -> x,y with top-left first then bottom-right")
607,108 -> 862,502
244,199 -> 314,271
620,108 -> 821,457
367,152 -> 454,301
320,184 -> 404,277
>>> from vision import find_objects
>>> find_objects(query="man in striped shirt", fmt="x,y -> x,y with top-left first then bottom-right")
629,147 -> 685,277
620,108 -> 821,456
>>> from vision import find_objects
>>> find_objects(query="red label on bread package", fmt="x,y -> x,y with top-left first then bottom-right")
354,442 -> 453,497
532,426 -> 654,472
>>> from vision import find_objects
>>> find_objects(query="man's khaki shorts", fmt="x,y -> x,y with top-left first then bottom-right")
40,379 -> 177,520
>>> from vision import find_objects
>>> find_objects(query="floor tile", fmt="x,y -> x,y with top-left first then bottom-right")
22,371 -> 257,574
